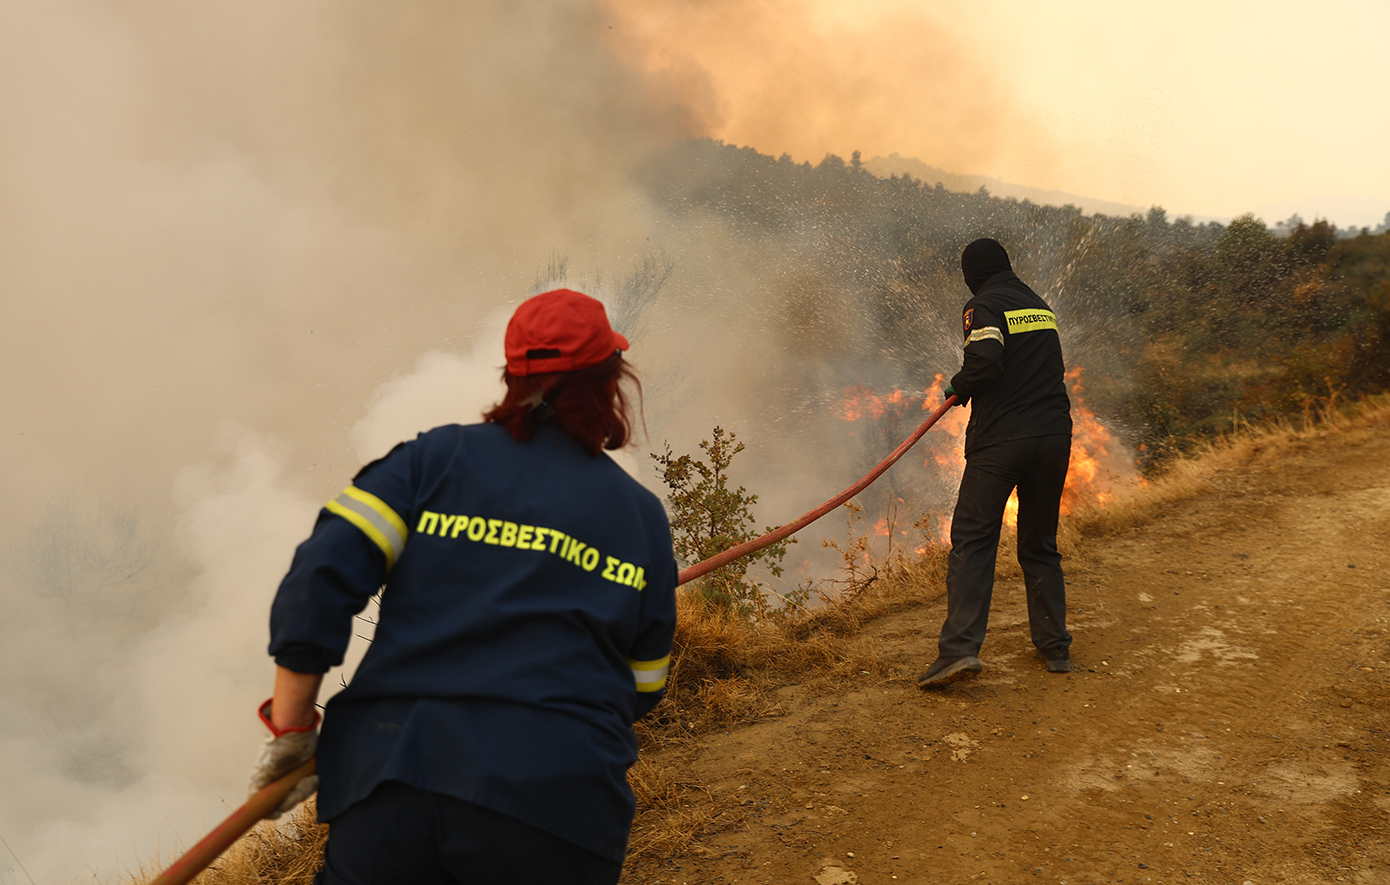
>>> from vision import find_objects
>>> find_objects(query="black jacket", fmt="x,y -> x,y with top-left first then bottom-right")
949,270 -> 1072,455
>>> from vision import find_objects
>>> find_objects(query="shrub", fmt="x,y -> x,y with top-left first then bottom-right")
651,426 -> 793,617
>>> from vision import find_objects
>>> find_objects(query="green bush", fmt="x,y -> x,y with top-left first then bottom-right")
652,426 -> 794,617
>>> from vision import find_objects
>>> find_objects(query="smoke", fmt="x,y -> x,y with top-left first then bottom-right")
604,0 -> 1063,181
0,426 -> 312,882
1,0 -> 700,525
350,312 -> 510,463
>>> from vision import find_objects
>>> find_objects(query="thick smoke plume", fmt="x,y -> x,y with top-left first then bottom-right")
0,1 -> 696,879
604,0 -> 1064,191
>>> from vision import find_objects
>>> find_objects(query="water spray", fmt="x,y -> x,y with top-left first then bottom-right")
148,397 -> 958,883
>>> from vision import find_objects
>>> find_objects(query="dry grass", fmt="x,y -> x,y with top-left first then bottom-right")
1067,391 -> 1390,539
637,539 -> 949,743
624,542 -> 951,858
624,754 -> 730,861
130,804 -> 326,884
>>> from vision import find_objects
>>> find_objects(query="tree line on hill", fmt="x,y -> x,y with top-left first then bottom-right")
637,139 -> 1390,470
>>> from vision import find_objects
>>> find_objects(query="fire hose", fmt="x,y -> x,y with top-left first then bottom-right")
677,395 -> 957,585
150,396 -> 957,884
148,758 -> 316,885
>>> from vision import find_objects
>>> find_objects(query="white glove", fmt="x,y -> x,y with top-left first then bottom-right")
250,698 -> 321,820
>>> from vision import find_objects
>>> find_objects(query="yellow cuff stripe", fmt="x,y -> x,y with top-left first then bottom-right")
325,486 -> 409,570
629,655 -> 670,693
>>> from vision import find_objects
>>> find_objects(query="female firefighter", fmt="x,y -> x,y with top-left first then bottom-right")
250,288 -> 678,884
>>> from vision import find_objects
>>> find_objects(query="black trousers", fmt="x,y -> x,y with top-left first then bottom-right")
938,434 -> 1072,660
315,781 -> 624,885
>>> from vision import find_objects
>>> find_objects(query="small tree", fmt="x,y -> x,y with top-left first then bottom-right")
17,496 -> 159,621
652,426 -> 792,616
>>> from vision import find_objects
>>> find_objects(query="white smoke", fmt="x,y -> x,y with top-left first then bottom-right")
0,425 -> 317,883
350,311 -> 511,463
0,0 -> 695,878
0,297 -> 668,883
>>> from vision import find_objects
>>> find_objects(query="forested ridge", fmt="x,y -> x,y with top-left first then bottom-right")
639,138 -> 1390,471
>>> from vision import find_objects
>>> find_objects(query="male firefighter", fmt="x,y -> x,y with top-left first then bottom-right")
918,238 -> 1073,687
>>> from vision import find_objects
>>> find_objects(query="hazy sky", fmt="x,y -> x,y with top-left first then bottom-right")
610,0 -> 1390,228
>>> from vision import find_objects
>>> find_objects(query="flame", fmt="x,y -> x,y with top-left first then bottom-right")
839,385 -> 913,422
832,366 -> 1141,553
923,373 -> 969,474
1002,490 -> 1019,528
1058,366 -> 1144,512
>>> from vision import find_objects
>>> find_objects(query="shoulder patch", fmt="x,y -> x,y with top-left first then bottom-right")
962,308 -> 975,334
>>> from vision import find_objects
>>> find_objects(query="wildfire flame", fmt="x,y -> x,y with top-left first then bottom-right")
835,367 -> 1141,548
1060,366 -> 1133,513
840,385 -> 910,422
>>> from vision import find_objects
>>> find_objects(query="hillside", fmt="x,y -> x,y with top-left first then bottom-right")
639,139 -> 1390,474
622,412 -> 1390,884
862,153 -> 1153,221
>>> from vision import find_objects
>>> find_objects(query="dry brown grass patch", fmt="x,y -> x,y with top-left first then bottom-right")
626,545 -> 950,864
1067,393 -> 1390,540
646,541 -> 949,742
625,754 -> 728,861
130,803 -> 326,885
626,795 -> 732,862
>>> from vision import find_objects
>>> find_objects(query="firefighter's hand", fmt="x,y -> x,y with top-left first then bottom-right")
250,698 -> 320,819
944,385 -> 969,407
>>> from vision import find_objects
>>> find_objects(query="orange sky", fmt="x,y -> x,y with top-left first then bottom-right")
607,0 -> 1390,228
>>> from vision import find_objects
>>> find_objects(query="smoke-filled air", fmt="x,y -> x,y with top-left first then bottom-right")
3,1 -> 1389,881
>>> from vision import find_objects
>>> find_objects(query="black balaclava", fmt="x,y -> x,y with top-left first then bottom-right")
960,238 -> 1013,295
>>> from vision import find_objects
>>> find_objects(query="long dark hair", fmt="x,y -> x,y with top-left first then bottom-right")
482,353 -> 641,456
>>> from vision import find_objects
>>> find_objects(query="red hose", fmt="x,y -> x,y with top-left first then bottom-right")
147,759 -> 317,885
677,396 -> 957,585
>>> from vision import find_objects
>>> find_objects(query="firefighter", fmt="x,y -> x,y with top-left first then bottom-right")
918,239 -> 1073,688
250,288 -> 678,884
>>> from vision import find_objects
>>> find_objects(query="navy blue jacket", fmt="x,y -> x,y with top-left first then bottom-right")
268,422 -> 678,860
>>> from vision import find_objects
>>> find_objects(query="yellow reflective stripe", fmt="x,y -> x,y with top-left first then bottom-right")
966,326 -> 1004,346
629,655 -> 670,693
325,486 -> 409,570
1002,309 -> 1058,333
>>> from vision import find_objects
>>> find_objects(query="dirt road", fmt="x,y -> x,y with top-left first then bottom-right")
624,420 -> 1390,885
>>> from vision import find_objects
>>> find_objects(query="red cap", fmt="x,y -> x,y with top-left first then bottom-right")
505,289 -> 629,376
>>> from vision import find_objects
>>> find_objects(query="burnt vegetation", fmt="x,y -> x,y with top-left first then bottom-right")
639,138 -> 1390,471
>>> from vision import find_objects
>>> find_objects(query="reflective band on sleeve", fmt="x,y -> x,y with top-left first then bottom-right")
325,485 -> 409,570
629,655 -> 670,693
966,326 -> 1004,346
